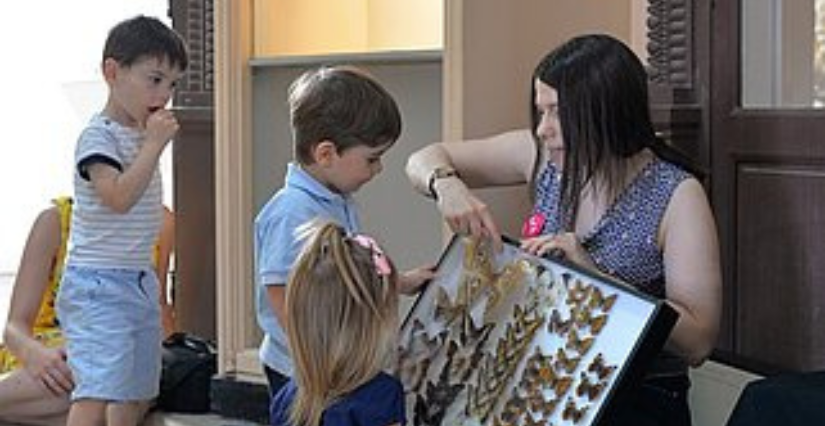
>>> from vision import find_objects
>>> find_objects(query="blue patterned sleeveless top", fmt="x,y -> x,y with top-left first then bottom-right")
528,158 -> 691,299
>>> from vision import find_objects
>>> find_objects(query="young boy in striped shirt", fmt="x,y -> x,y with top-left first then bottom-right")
56,15 -> 187,426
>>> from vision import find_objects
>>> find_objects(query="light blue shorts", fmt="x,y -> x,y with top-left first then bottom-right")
56,266 -> 161,402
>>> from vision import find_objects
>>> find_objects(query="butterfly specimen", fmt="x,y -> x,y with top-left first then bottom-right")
498,391 -> 527,425
570,304 -> 609,336
413,344 -> 467,426
398,323 -> 447,394
566,328 -> 595,356
434,285 -> 464,325
588,286 -> 618,312
587,353 -> 617,380
522,346 -> 557,388
554,348 -> 581,374
548,309 -> 573,335
446,316 -> 494,384
456,310 -> 495,347
566,278 -> 590,306
466,353 -> 507,422
562,397 -> 589,423
521,414 -> 545,426
487,258 -> 533,313
526,394 -> 559,418
576,371 -> 607,400
468,312 -> 545,423
456,237 -> 496,307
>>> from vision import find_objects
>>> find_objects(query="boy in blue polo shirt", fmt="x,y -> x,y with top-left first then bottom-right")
254,66 -> 432,402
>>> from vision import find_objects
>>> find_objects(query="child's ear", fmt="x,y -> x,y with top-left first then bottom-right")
102,58 -> 119,84
312,140 -> 338,166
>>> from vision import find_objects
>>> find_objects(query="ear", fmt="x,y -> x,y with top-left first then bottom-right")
102,58 -> 119,84
312,140 -> 338,166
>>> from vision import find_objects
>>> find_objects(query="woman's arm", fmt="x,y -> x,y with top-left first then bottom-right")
659,178 -> 723,366
405,129 -> 537,243
156,206 -> 176,338
3,207 -> 74,395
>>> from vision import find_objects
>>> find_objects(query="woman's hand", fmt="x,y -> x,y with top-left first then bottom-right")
22,343 -> 73,396
433,177 -> 503,252
521,232 -> 598,273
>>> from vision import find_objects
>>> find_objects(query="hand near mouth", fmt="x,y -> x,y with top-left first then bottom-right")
144,107 -> 179,149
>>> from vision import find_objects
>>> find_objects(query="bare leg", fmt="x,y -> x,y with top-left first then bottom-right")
66,399 -> 106,426
0,370 -> 70,426
106,400 -> 150,426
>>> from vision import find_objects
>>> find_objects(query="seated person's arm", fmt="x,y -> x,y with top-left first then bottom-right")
157,206 -> 176,338
3,207 -> 73,395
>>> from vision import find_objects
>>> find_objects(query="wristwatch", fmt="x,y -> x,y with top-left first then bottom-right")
427,166 -> 460,200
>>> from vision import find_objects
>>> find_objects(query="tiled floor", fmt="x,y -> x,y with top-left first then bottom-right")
145,412 -> 264,426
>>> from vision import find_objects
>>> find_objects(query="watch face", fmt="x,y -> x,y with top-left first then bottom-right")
434,167 -> 458,180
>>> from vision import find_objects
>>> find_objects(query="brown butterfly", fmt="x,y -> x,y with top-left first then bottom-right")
589,286 -> 618,312
553,376 -> 574,397
524,347 -> 557,383
434,285 -> 464,324
555,348 -> 581,374
566,328 -> 595,356
498,391 -> 527,425
576,371 -> 607,400
398,320 -> 442,369
457,310 -> 494,346
562,397 -> 589,423
522,414 -> 545,426
588,313 -> 608,334
566,278 -> 590,305
548,309 -> 572,335
588,353 -> 617,380
526,393 -> 559,417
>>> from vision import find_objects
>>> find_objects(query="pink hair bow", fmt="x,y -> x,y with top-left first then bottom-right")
351,234 -> 392,277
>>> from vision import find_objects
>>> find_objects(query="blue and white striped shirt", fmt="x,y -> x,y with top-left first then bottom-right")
67,114 -> 162,269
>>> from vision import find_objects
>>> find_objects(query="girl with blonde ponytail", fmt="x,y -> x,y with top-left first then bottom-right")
269,220 -> 405,426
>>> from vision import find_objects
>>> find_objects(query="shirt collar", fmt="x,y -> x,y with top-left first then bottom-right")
286,162 -> 350,204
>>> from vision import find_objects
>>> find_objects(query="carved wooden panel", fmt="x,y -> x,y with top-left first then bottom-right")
646,0 -> 707,171
170,0 -> 214,107
646,0 -> 693,90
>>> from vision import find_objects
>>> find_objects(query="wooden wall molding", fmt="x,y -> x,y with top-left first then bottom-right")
171,0 -> 215,107
646,0 -> 693,90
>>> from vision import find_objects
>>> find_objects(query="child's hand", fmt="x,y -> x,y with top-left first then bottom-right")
398,265 -> 436,295
144,108 -> 180,149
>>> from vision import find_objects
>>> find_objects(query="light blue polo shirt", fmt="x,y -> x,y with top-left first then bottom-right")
254,162 -> 360,376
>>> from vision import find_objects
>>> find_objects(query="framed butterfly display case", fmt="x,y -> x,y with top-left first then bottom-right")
396,236 -> 678,426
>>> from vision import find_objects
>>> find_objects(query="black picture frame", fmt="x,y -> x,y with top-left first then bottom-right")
397,235 -> 678,426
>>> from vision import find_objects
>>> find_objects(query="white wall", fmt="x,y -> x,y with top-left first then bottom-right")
0,1 -> 170,273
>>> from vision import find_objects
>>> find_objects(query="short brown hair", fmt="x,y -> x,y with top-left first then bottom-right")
289,66 -> 402,165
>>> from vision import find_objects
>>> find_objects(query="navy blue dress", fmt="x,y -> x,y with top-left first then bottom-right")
270,372 -> 406,426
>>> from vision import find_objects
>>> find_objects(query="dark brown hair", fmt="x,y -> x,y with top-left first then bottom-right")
289,66 -> 402,165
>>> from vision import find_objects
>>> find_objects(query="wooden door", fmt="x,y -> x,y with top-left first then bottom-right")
711,0 -> 825,372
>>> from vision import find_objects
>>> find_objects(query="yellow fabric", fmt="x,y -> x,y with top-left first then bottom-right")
0,197 -> 71,373
1,199 -> 164,373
